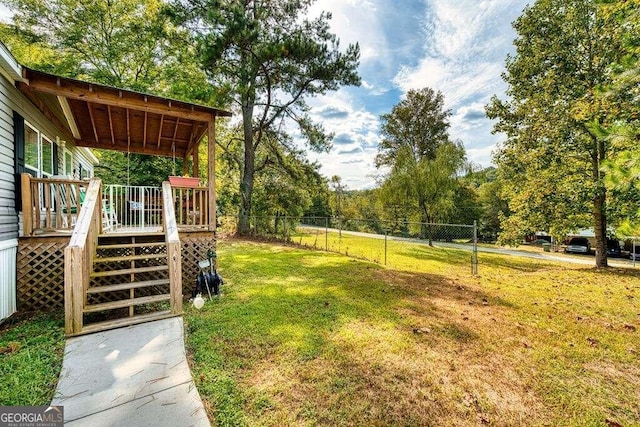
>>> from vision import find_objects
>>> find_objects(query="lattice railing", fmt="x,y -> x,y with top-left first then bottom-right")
21,173 -> 89,235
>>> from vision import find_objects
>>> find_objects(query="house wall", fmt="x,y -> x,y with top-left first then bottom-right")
0,66 -> 97,319
0,69 -> 18,321
0,74 -> 18,242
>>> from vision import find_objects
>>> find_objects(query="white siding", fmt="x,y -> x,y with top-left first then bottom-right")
0,72 -> 17,241
0,238 -> 17,321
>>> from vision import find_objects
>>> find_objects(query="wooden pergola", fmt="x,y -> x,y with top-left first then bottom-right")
18,67 -> 231,230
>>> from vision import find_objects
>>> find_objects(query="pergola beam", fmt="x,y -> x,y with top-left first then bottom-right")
74,139 -> 183,157
26,70 -> 220,122
87,103 -> 100,143
107,105 -> 115,145
143,111 -> 148,148
157,115 -> 164,149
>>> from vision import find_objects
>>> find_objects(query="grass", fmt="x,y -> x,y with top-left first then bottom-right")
185,237 -> 640,426
0,311 -> 65,405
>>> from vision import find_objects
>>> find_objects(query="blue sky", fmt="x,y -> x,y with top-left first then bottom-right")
306,0 -> 530,189
0,1 -> 530,190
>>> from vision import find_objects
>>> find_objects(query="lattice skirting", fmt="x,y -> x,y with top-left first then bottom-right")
17,237 -> 69,311
180,232 -> 217,296
16,232 -> 216,311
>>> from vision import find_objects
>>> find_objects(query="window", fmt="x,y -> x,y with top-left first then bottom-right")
79,160 -> 91,179
23,121 -> 57,178
41,136 -> 53,176
63,146 -> 73,177
25,124 -> 38,174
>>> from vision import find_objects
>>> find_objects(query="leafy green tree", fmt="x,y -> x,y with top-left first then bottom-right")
3,0 -> 166,89
215,123 -> 327,229
94,151 -> 183,187
169,0 -> 361,234
2,0 -> 219,185
487,0 -> 629,266
458,166 -> 509,242
376,88 -> 466,245
597,1 -> 640,236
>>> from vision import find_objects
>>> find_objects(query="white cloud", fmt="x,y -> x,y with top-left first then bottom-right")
309,0 -> 387,64
304,90 -> 381,188
302,0 -> 528,188
467,144 -> 497,167
393,0 -> 528,166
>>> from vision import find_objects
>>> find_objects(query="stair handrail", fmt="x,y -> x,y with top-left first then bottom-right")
64,178 -> 103,335
162,181 -> 183,315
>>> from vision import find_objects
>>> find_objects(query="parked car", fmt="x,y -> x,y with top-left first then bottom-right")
607,238 -> 622,257
565,237 -> 591,254
630,245 -> 640,261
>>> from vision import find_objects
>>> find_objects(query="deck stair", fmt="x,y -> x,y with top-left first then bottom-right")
82,233 -> 174,333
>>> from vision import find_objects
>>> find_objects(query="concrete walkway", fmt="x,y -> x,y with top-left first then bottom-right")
51,318 -> 210,426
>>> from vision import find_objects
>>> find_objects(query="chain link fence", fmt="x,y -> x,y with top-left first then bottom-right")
220,216 -> 479,274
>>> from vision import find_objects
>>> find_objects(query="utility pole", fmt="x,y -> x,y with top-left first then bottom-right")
330,175 -> 347,238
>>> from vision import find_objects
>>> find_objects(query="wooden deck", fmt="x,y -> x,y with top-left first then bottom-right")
17,176 -> 217,335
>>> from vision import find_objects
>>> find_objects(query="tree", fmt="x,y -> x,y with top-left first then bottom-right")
486,0 -> 629,267
2,0 -> 219,185
597,1 -> 640,236
3,0 -> 173,89
169,0 -> 360,235
376,88 -> 466,245
214,123 -> 328,231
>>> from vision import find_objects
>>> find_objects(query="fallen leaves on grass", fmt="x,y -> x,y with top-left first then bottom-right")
587,337 -> 600,347
0,342 -> 21,355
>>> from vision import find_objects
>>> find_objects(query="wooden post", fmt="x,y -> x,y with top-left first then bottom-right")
181,155 -> 188,176
64,178 -> 102,335
207,116 -> 216,232
64,246 -> 84,335
21,173 -> 33,236
193,146 -> 199,178
162,181 -> 182,315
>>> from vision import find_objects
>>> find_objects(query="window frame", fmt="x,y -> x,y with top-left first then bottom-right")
63,144 -> 73,178
24,122 -> 39,175
40,135 -> 54,177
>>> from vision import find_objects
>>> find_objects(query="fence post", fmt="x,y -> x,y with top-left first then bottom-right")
325,217 -> 329,251
472,220 -> 478,275
385,230 -> 388,266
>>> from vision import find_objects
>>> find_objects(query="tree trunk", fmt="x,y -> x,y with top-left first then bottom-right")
593,192 -> 608,268
592,136 -> 608,268
238,103 -> 255,235
419,201 -> 433,246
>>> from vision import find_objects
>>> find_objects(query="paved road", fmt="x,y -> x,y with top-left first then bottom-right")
299,224 -> 637,268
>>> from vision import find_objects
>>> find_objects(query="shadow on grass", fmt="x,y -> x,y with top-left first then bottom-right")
185,238 -> 518,425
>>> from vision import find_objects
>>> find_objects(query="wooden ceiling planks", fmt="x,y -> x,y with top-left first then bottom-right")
20,67 -> 231,158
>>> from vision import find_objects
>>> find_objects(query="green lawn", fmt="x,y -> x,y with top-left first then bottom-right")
0,311 -> 65,405
186,238 -> 640,426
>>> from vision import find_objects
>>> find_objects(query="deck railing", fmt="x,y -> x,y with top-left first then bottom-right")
102,185 -> 163,231
64,178 -> 102,335
21,176 -> 213,236
21,174 -> 89,235
172,186 -> 209,230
